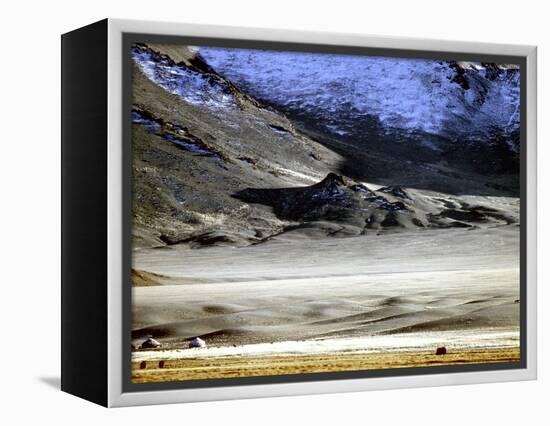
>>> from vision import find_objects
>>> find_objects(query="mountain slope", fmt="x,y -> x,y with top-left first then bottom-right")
198,47 -> 520,193
130,43 -> 518,249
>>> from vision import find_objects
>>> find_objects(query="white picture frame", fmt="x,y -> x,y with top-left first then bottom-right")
61,18 -> 537,407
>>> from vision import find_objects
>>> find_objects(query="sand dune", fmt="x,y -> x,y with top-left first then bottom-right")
132,225 -> 519,352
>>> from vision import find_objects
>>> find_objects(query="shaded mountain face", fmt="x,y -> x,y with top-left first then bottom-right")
198,48 -> 520,190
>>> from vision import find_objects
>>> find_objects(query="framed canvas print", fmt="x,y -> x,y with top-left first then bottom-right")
61,19 -> 537,407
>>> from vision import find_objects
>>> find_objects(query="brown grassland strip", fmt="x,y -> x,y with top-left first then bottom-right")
132,347 -> 520,383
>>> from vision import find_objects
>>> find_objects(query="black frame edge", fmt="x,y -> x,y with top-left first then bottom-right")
61,18 -> 109,407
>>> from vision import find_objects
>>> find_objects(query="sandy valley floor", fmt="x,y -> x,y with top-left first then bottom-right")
132,221 -> 520,382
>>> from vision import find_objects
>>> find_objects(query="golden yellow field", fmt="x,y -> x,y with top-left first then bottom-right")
132,347 -> 520,383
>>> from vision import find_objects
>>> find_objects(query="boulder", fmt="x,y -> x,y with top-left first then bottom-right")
435,346 -> 447,355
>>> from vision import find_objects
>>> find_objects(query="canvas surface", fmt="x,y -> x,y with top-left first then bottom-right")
128,41 -> 521,384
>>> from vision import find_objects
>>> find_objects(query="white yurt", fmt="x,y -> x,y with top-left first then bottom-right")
189,337 -> 207,348
140,337 -> 161,349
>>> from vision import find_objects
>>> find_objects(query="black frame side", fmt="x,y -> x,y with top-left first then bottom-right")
61,19 -> 108,407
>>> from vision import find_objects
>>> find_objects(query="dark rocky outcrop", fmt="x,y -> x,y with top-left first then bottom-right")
234,173 -> 354,221
234,173 -> 415,225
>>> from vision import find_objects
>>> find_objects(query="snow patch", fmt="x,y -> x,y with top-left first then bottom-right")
198,48 -> 520,145
132,46 -> 235,109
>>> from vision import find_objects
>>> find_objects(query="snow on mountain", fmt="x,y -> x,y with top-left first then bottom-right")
198,47 -> 519,148
132,45 -> 236,109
